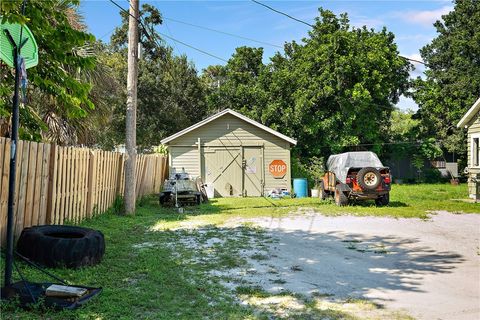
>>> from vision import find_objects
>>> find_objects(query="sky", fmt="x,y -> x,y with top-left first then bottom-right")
80,0 -> 454,111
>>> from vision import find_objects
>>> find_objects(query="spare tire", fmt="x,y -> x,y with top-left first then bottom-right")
357,167 -> 381,190
17,225 -> 105,269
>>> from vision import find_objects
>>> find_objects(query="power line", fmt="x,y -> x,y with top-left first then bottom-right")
164,17 -> 283,49
157,31 -> 228,62
163,20 -> 182,56
251,0 -> 313,28
109,0 -> 155,43
249,0 -> 427,66
110,0 -> 228,63
98,26 -> 118,41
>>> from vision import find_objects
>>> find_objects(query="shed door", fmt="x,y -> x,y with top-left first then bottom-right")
243,147 -> 263,197
203,148 -> 242,197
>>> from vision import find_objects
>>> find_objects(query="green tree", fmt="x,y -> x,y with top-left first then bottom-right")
1,0 -> 97,142
206,9 -> 411,163
104,4 -> 207,150
204,47 -> 268,121
412,0 -> 480,158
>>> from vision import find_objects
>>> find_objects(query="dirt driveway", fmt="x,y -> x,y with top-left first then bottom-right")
228,211 -> 480,320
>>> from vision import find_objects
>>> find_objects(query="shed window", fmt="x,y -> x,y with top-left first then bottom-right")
473,137 -> 480,166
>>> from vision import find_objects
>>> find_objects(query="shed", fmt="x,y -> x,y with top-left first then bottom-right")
161,109 -> 297,197
457,96 -> 480,201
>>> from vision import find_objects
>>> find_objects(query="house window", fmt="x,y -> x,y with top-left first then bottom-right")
473,137 -> 480,167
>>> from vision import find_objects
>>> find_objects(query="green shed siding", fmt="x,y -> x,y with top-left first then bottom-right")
467,117 -> 480,198
169,146 -> 199,177
167,113 -> 293,196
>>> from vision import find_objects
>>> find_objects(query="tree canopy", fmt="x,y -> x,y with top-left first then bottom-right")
412,0 -> 480,157
205,9 -> 412,162
102,4 -> 207,150
1,0 -> 96,142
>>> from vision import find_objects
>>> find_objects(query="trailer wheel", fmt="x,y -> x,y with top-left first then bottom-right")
319,181 -> 328,200
196,194 -> 201,205
334,186 -> 349,206
159,192 -> 172,206
16,225 -> 105,269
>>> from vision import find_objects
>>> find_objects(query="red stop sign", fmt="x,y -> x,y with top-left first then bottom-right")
269,160 -> 287,178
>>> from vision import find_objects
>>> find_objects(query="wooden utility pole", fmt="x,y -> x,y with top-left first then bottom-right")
124,0 -> 139,215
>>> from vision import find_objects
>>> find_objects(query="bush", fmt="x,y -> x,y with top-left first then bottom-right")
422,168 -> 446,183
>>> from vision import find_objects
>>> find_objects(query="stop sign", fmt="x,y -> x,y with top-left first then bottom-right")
269,160 -> 287,178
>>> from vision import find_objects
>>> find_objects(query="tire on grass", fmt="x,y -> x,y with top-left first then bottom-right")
17,225 -> 105,269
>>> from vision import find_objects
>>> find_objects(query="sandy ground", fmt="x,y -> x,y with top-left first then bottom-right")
228,210 -> 480,320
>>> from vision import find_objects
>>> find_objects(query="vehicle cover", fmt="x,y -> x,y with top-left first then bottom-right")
326,152 -> 385,183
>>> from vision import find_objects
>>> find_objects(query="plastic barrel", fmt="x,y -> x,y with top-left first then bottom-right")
293,178 -> 308,198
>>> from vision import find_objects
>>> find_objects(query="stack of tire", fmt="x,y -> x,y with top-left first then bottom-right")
17,225 -> 105,269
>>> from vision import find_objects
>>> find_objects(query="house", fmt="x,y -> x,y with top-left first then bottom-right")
457,97 -> 480,201
161,109 -> 297,197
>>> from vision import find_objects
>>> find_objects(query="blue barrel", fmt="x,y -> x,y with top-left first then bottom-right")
293,178 -> 308,198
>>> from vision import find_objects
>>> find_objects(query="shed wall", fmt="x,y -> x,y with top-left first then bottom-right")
168,113 -> 292,195
467,117 -> 480,198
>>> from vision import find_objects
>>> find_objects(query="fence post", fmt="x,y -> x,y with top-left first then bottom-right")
86,150 -> 96,218
46,143 -> 57,225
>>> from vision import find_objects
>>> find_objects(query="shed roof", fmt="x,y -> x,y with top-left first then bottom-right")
457,97 -> 480,128
161,109 -> 297,145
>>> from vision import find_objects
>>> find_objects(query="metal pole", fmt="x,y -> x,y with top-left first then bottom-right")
4,0 -> 27,287
4,33 -> 20,287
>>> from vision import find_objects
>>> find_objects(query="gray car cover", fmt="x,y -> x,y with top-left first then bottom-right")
326,152 -> 384,183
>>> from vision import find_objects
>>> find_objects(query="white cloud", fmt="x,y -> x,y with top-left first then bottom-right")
350,17 -> 385,29
400,6 -> 453,26
403,53 -> 426,78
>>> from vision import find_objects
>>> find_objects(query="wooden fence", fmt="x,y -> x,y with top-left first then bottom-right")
0,137 -> 167,244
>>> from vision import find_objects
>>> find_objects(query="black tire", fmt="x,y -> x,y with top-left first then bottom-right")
17,225 -> 105,269
334,186 -> 349,206
159,192 -> 171,206
319,181 -> 327,200
375,193 -> 390,206
357,167 -> 382,190
195,193 -> 201,205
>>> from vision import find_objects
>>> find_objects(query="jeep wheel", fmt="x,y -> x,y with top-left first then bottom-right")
357,167 -> 382,190
319,181 -> 327,200
334,186 -> 349,206
375,193 -> 390,206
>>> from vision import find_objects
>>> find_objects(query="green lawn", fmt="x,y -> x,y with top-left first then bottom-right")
0,183 -> 477,319
169,183 -> 480,226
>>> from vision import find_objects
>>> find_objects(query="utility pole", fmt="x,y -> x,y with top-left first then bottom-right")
124,0 -> 139,215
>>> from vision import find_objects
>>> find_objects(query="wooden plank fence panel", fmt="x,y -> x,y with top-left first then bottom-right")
81,149 -> 87,220
31,142 -> 43,227
39,143 -> 51,225
86,150 -> 96,217
0,138 -> 11,243
59,146 -> 67,225
23,142 -> 37,229
15,141 -> 28,238
72,148 -> 78,223
0,137 -> 167,245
